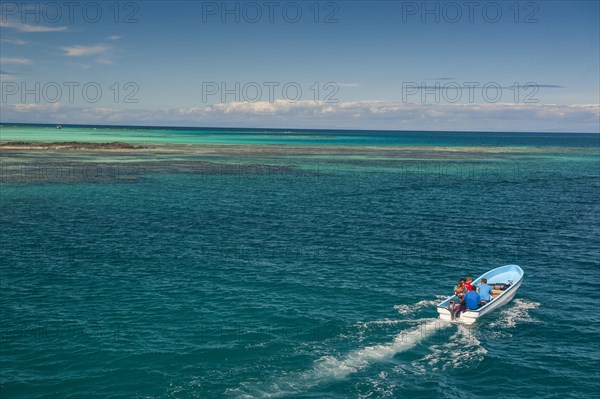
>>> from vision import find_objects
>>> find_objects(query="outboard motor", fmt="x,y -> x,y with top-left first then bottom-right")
447,300 -> 457,321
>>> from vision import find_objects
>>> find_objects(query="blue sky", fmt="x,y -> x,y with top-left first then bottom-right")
1,0 -> 599,131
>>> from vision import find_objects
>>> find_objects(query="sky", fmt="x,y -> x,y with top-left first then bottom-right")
0,0 -> 599,132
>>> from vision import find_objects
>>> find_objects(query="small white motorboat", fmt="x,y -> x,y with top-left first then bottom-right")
437,264 -> 524,325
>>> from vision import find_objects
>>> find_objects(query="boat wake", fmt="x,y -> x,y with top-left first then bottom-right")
393,295 -> 447,316
489,299 -> 541,329
232,297 -> 537,398
413,299 -> 540,372
231,318 -> 451,398
416,324 -> 487,372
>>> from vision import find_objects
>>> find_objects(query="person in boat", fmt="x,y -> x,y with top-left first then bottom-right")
454,279 -> 466,299
477,278 -> 492,304
465,276 -> 473,291
464,285 -> 481,310
453,279 -> 467,313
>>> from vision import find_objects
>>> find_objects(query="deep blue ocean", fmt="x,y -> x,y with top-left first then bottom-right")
1,127 -> 599,398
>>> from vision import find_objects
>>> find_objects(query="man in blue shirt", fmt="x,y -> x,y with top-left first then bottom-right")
478,278 -> 493,304
464,285 -> 481,310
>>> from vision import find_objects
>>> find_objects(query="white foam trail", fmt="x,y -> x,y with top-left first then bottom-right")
352,318 -> 409,343
311,319 -> 446,381
416,299 -> 541,372
394,295 -> 447,316
489,299 -> 540,328
234,318 -> 451,398
419,324 -> 487,371
354,318 -> 405,329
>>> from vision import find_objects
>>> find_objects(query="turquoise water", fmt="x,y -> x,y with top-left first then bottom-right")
1,123 -> 599,147
1,126 -> 599,398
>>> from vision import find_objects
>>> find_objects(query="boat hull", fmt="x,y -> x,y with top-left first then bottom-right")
437,265 -> 524,325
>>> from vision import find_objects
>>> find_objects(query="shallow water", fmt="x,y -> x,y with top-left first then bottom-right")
1,127 -> 599,398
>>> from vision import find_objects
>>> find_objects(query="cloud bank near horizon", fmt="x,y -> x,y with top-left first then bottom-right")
2,101 -> 598,133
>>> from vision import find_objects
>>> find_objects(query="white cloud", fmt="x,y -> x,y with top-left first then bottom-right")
0,20 -> 67,32
1,102 -> 598,132
0,57 -> 31,64
12,103 -> 62,112
63,45 -> 110,57
106,35 -> 122,41
165,102 -> 600,132
205,99 -> 323,114
191,101 -> 599,130
1,38 -> 29,45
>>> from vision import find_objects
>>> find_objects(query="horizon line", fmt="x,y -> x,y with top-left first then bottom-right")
0,122 -> 597,135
